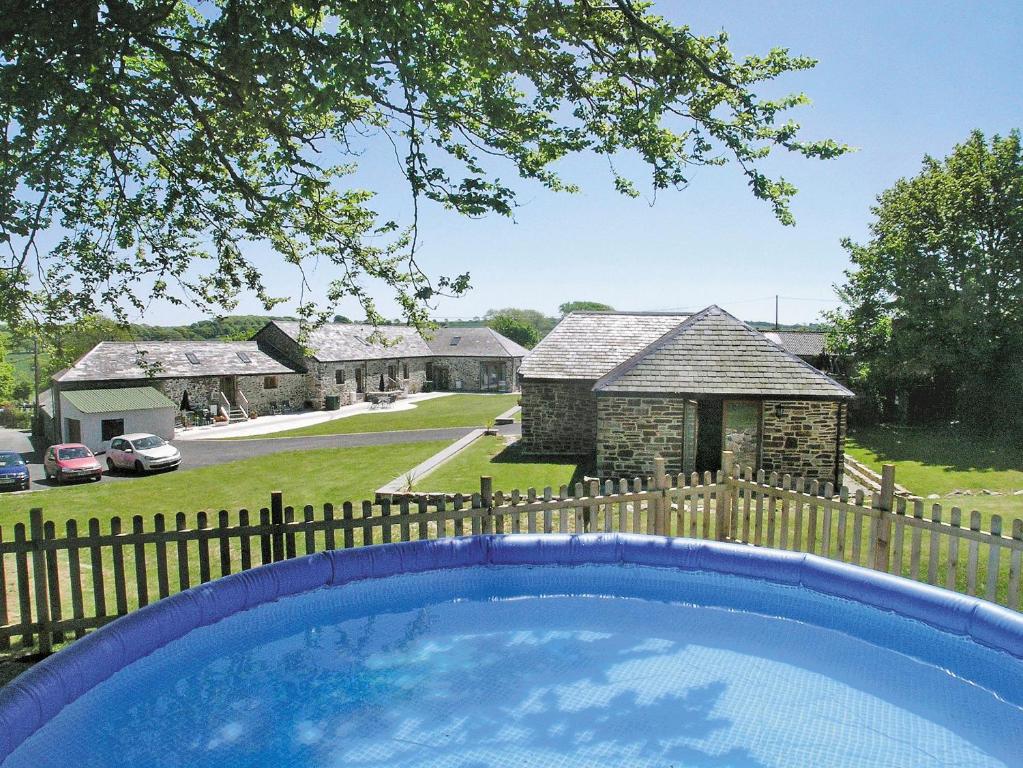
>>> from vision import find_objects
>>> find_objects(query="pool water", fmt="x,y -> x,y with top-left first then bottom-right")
6,564 -> 1023,767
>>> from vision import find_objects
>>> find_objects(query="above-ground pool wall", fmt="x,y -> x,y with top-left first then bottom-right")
595,394 -> 687,478
520,378 -> 598,456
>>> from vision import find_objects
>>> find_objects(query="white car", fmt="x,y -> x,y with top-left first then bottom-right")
106,433 -> 181,474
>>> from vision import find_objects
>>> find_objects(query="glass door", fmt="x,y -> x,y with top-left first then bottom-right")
681,400 -> 698,476
722,400 -> 762,473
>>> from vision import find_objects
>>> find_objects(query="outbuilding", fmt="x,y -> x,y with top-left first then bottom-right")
519,306 -> 854,485
56,387 -> 176,452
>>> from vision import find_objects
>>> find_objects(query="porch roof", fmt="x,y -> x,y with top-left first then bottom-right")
62,386 -> 176,414
593,306 -> 854,399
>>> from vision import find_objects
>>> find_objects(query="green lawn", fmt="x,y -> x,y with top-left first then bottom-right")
847,423 -> 1023,496
264,393 -> 519,438
415,435 -> 588,494
0,441 -> 451,528
846,423 -> 1023,536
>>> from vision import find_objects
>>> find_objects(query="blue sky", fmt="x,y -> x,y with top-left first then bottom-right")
149,1 -> 1022,327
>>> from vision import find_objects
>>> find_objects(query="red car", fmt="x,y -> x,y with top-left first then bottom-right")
43,443 -> 103,485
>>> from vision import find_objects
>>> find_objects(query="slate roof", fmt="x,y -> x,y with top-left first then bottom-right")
428,327 -> 529,358
518,312 -> 691,380
54,341 -> 301,383
269,321 -> 526,361
62,387 -> 176,413
593,306 -> 853,399
763,330 -> 827,357
271,320 -> 431,361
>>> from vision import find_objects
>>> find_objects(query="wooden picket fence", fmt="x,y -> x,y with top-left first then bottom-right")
2,452 -> 1022,659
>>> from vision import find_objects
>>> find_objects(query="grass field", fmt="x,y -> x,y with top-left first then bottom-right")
0,441 -> 451,527
846,423 -> 1023,495
414,435 -> 587,494
846,423 -> 1023,526
265,393 -> 519,438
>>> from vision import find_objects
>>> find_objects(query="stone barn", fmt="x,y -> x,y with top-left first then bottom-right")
519,306 -> 853,485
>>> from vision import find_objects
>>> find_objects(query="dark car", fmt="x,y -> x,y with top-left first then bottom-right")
0,451 -> 30,491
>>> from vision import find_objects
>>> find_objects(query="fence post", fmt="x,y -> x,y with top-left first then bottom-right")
653,456 -> 668,536
270,491 -> 284,562
480,476 -> 493,534
29,508 -> 52,654
719,451 -> 735,541
871,464 -> 896,572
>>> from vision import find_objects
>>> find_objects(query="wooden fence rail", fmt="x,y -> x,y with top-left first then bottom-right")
3,451 -> 1022,658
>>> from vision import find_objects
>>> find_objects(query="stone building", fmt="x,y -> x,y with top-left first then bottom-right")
255,322 -> 527,407
49,340 -> 305,447
519,306 -> 853,485
46,322 -> 527,446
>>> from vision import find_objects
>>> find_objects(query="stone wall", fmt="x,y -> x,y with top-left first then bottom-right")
152,373 -> 307,414
760,399 -> 845,486
520,378 -> 597,455
595,394 -> 687,479
308,359 -> 429,408
237,373 -> 308,411
252,323 -> 307,367
153,376 -> 221,411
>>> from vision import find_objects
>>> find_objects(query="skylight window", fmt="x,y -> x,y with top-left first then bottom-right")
185,352 -> 200,365
450,336 -> 461,346
237,352 -> 252,363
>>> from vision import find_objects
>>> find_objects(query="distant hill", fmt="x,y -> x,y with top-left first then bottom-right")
746,321 -> 830,333
129,315 -> 293,341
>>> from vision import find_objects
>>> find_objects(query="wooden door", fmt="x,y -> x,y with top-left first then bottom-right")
219,376 -> 236,404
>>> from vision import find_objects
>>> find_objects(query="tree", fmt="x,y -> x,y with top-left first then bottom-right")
829,130 -> 1023,429
559,301 -> 615,315
2,2 -> 847,335
486,316 -> 540,349
0,337 -> 13,402
483,308 -> 558,339
12,381 -> 31,402
39,315 -> 135,381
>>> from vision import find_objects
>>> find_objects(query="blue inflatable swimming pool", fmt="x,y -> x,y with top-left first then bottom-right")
2,534 -> 1022,766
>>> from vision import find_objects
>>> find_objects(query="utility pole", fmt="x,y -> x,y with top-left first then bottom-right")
774,295 -> 779,330
32,335 -> 40,437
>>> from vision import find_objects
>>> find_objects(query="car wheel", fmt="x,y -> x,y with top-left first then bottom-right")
107,458 -> 116,472
55,471 -> 63,485
134,460 -> 145,474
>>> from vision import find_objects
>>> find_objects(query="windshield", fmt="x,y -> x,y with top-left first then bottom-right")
0,454 -> 25,467
58,447 -> 93,460
132,436 -> 166,450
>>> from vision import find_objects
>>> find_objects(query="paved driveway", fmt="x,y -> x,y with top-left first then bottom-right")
0,424 -> 521,492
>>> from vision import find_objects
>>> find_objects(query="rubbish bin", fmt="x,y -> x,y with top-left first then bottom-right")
325,394 -> 341,411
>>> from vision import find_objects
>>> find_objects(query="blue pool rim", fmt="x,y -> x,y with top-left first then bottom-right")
2,533 -> 1023,761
